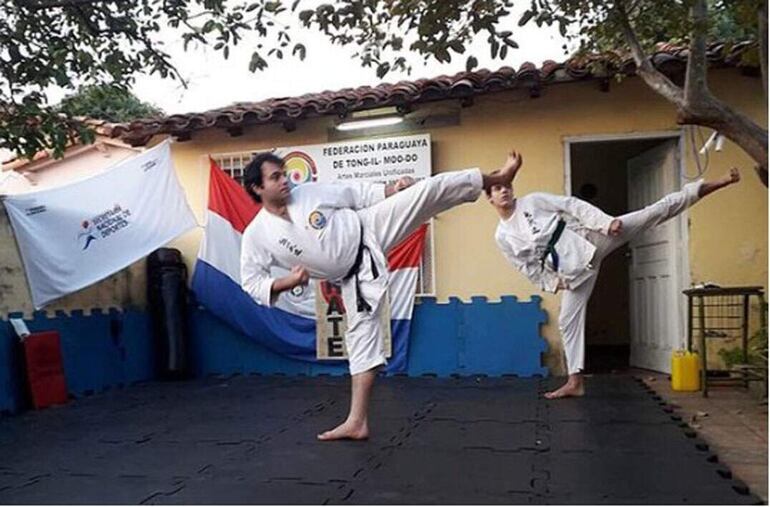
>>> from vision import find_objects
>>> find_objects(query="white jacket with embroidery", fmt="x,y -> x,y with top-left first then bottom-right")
494,192 -> 615,293
240,181 -> 386,307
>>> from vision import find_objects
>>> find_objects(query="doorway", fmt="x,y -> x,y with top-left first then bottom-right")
566,133 -> 689,373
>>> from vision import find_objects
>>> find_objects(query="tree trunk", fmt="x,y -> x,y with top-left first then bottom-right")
616,0 -> 769,186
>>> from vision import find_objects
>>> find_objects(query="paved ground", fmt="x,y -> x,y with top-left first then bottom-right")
641,372 -> 768,503
0,374 -> 762,504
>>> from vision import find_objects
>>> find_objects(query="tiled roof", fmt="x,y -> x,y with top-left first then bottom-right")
98,41 -> 757,146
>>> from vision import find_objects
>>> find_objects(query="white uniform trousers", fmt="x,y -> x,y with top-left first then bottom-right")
559,179 -> 703,375
341,169 -> 484,375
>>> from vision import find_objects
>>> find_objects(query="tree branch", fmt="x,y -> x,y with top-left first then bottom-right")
683,0 -> 709,104
17,0 -> 107,9
758,0 -> 767,98
613,0 -> 684,105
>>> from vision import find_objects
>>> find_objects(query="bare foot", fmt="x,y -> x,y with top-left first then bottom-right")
544,379 -> 585,399
317,419 -> 369,441
484,150 -> 522,191
725,167 -> 740,185
497,150 -> 522,184
699,168 -> 741,198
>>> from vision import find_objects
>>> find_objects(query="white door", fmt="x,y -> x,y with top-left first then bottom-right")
627,139 -> 686,373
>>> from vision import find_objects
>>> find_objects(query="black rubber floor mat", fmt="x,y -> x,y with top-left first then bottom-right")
0,374 -> 760,504
542,453 -> 757,504
146,478 -> 344,505
349,447 -> 537,494
545,420 -> 713,455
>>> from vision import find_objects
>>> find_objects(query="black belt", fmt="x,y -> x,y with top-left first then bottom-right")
540,219 -> 566,271
344,230 -> 380,313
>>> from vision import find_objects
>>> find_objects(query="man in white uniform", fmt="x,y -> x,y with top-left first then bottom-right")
241,151 -> 520,440
488,154 -> 741,399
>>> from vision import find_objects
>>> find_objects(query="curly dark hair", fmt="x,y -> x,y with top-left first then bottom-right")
243,152 -> 285,202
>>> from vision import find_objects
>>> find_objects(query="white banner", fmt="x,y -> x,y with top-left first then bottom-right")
3,141 -> 197,308
274,133 -> 432,186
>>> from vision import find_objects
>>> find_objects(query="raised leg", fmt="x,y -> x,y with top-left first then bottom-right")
360,169 -> 484,252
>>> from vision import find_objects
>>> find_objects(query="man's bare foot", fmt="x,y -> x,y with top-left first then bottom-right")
544,375 -> 585,399
317,419 -> 369,441
483,150 -> 522,191
500,150 -> 523,180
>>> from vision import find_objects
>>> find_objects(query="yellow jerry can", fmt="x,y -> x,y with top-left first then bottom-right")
671,350 -> 700,391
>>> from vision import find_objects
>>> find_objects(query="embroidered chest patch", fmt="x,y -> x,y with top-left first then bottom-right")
308,210 -> 327,230
523,211 -> 541,234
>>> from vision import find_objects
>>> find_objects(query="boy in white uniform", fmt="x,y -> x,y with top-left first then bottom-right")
488,154 -> 741,399
241,151 -> 521,440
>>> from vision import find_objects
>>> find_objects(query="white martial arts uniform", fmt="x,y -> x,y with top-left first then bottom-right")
241,169 -> 483,375
495,180 -> 703,375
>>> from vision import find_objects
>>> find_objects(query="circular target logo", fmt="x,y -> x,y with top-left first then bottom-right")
283,151 -> 317,188
308,210 -> 327,230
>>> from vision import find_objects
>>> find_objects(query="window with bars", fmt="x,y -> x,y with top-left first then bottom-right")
210,151 -> 436,296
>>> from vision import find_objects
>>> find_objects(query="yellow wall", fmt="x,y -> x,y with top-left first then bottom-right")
2,69 -> 766,375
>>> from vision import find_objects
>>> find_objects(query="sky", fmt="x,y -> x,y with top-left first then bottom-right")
1,5 -> 571,162
127,4 -> 572,116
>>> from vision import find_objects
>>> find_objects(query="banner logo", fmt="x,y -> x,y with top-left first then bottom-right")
283,151 -> 317,188
78,220 -> 98,250
77,203 -> 132,251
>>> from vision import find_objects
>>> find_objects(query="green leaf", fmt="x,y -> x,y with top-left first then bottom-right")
298,9 -> 314,23
518,10 -> 534,26
465,55 -> 478,71
376,62 -> 390,78
249,51 -> 267,72
490,39 -> 499,59
449,40 -> 465,53
292,43 -> 307,60
436,47 -> 451,62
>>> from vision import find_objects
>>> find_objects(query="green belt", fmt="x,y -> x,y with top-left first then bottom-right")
540,219 -> 566,271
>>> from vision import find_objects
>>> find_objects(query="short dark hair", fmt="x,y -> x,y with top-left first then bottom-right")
243,152 -> 285,202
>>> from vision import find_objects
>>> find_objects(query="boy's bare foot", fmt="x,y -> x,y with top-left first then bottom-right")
698,167 -> 741,198
725,167 -> 741,185
317,419 -> 369,441
544,374 -> 585,400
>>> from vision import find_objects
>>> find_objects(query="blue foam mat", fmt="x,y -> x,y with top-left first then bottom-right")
1,294 -> 549,414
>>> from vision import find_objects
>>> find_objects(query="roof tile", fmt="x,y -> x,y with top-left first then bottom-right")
98,41 -> 756,145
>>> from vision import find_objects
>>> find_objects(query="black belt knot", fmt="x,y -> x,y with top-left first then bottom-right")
344,229 -> 380,313
540,219 -> 566,272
